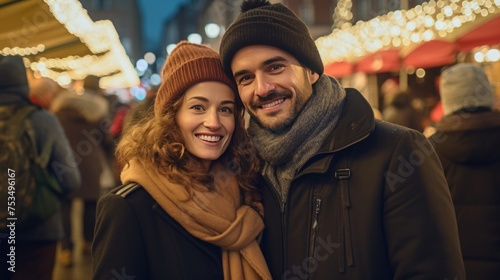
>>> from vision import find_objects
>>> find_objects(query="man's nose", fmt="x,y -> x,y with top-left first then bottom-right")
255,73 -> 275,97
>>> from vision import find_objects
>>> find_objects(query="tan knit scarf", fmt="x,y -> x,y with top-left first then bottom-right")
121,159 -> 271,280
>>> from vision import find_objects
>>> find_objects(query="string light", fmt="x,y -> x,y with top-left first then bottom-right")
333,0 -> 353,29
0,0 -> 139,89
316,0 -> 500,64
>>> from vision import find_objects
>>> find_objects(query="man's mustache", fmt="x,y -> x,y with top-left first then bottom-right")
252,90 -> 292,107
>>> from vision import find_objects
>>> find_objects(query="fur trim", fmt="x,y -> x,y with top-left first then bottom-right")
51,91 -> 109,123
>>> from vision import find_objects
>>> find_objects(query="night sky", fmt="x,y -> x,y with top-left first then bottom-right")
137,0 -> 187,51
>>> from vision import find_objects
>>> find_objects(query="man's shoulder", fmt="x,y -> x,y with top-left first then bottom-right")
373,119 -> 423,139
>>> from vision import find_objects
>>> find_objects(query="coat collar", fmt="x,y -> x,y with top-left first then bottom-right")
325,88 -> 376,152
296,88 -> 375,177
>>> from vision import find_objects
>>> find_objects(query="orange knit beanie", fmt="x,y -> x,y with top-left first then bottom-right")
154,41 -> 237,117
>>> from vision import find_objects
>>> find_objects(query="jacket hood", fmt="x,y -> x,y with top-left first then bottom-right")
51,91 -> 109,123
433,111 -> 500,164
0,55 -> 31,105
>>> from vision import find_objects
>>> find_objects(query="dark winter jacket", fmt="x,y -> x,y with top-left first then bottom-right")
260,86 -> 466,279
430,110 -> 500,279
0,55 -> 80,241
92,184 -> 223,279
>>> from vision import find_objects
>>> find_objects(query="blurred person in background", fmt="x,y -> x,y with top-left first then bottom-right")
382,91 -> 424,132
112,85 -> 159,184
380,77 -> 400,111
106,93 -> 131,187
27,76 -> 61,110
92,41 -> 270,279
108,93 -> 130,142
50,75 -> 114,267
424,76 -> 444,138
0,55 -> 80,280
429,63 -> 500,279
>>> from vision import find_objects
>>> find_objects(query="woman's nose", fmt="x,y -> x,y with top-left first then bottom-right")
203,110 -> 221,130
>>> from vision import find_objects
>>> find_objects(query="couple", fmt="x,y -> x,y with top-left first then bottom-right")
92,0 -> 465,279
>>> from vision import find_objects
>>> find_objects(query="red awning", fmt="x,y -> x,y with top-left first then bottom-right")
403,40 -> 456,68
456,15 -> 500,52
355,49 -> 400,73
324,61 -> 354,77
321,14 -> 500,73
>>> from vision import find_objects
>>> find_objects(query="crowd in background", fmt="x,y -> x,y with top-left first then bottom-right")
1,65 -> 158,279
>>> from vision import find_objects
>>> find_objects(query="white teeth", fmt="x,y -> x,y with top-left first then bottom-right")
198,135 -> 221,142
262,99 -> 284,109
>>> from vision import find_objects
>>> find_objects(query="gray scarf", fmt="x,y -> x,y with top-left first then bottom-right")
248,75 -> 346,202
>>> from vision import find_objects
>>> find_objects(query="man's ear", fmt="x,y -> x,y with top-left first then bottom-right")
308,70 -> 320,85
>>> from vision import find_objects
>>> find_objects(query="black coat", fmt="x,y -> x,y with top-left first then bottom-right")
260,87 -> 466,279
430,110 -> 500,279
92,183 -> 223,280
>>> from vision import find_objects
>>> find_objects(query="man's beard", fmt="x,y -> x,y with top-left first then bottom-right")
249,90 -> 298,133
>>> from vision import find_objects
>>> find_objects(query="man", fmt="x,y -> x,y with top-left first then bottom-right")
429,63 -> 500,279
51,75 -> 114,267
0,55 -> 80,280
219,0 -> 466,279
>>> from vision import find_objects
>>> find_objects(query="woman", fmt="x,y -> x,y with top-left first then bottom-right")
92,41 -> 271,279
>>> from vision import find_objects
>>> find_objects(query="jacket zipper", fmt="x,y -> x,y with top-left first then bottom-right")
263,174 -> 288,276
308,197 -> 322,277
337,168 -> 353,273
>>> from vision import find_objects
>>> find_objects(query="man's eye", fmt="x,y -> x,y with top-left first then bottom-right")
238,75 -> 253,85
269,64 -> 283,71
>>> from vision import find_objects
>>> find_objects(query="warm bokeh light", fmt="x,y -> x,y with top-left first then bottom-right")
486,48 -> 500,61
317,0 -> 500,64
187,33 -> 202,44
416,68 -> 426,78
150,73 -> 162,86
136,59 -> 148,72
144,52 -> 156,64
474,46 -> 500,62
205,23 -> 221,38
474,51 -> 486,62
130,86 -> 147,101
0,0 -> 139,89
166,44 -> 177,55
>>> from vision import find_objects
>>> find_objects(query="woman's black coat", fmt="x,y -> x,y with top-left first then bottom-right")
92,183 -> 223,280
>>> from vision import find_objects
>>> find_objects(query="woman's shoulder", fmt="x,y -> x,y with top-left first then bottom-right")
109,182 -> 142,197
98,182 -> 153,208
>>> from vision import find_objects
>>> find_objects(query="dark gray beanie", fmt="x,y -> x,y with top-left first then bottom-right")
0,55 -> 30,104
219,0 -> 323,77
